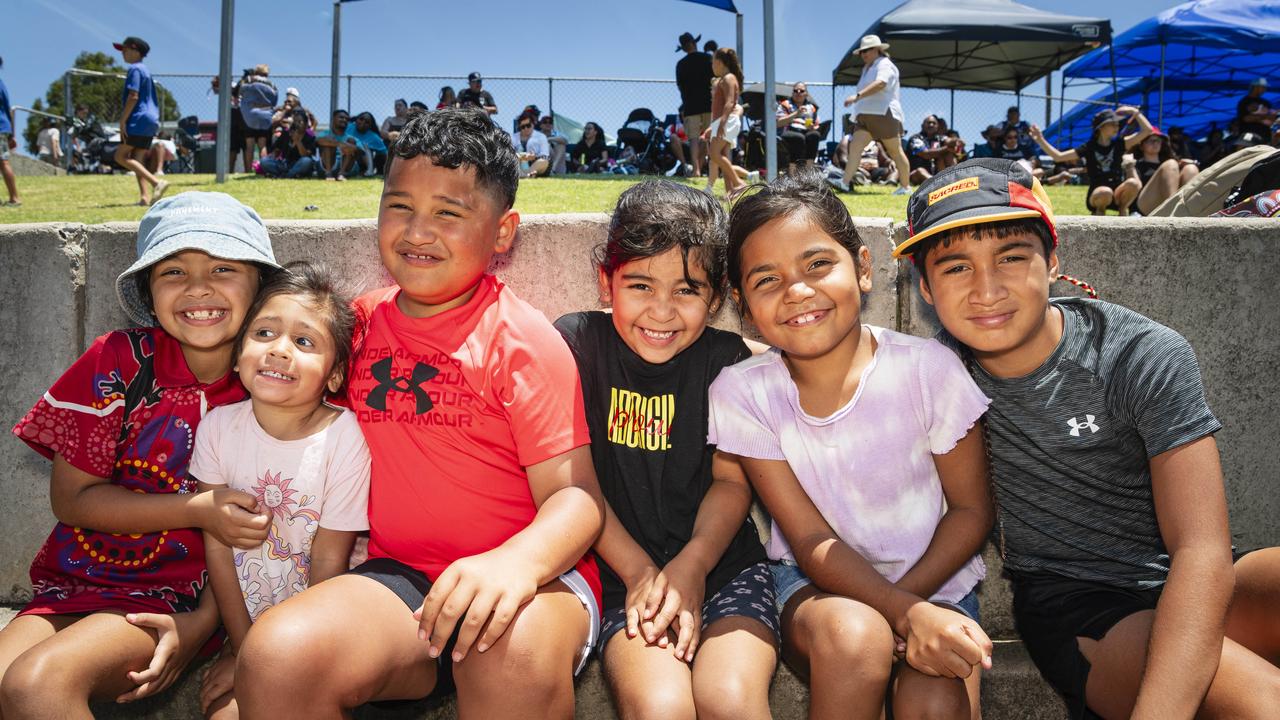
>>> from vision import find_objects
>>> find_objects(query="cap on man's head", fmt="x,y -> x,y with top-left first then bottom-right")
116,192 -> 281,326
1251,77 -> 1269,88
895,158 -> 1057,259
1092,109 -> 1120,129
468,71 -> 482,83
676,32 -> 701,51
285,87 -> 300,99
113,36 -> 151,57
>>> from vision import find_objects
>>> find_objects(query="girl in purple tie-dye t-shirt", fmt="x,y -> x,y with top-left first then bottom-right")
709,173 -> 993,719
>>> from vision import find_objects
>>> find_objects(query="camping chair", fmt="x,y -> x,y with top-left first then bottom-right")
616,108 -> 669,173
172,116 -> 200,174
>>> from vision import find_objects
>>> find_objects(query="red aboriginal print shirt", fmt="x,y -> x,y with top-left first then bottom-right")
12,328 -> 245,615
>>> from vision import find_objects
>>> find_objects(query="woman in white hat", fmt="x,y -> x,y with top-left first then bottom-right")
832,35 -> 911,195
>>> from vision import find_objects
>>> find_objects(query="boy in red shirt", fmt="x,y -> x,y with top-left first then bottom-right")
236,108 -> 605,719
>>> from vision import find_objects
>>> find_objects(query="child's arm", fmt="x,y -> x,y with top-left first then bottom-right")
894,425 -> 993,600
119,91 -> 138,140
1129,435 -> 1233,720
647,451 -> 756,661
415,445 -> 603,663
309,528 -> 359,585
50,454 -> 270,548
1028,124 -> 1078,164
594,499 -> 664,638
740,455 -> 992,678
197,478 -> 254,655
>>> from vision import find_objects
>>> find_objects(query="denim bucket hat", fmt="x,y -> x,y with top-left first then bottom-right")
116,192 -> 281,326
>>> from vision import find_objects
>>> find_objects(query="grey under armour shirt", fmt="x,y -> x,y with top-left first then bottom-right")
939,298 -> 1222,589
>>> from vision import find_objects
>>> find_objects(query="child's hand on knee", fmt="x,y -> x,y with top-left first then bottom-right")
196,488 -> 270,549
622,564 -> 663,642
901,602 -> 992,679
118,609 -> 209,702
414,548 -> 540,663
646,555 -> 706,662
199,649 -> 236,713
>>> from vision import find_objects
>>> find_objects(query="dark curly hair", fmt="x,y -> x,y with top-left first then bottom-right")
233,261 -> 357,395
595,180 -> 728,305
726,169 -> 864,295
387,107 -> 519,210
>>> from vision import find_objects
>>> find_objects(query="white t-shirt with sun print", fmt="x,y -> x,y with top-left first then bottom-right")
190,400 -> 370,620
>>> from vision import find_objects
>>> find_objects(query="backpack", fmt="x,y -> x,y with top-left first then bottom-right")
1148,146 -> 1277,217
1224,150 -> 1280,208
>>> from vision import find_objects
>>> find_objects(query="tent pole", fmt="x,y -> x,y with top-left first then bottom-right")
1108,42 -> 1118,106
736,14 -> 744,70
216,0 -> 234,183
949,89 -> 954,128
763,0 -> 777,181
330,1 -> 341,120
1158,43 -> 1165,127
831,78 -> 837,144
1045,74 -> 1051,127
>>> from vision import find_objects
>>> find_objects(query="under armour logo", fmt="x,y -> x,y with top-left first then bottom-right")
1067,415 -> 1099,436
366,357 -> 439,414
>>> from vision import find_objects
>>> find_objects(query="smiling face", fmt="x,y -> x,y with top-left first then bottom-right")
332,112 -> 349,133
737,213 -> 872,361
148,250 -> 259,381
237,293 -> 341,411
599,247 -> 716,365
378,156 -> 517,318
919,227 -> 1060,377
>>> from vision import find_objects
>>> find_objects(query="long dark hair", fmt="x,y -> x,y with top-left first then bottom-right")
714,47 -> 744,89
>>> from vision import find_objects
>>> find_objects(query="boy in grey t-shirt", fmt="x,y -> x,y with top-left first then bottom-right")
896,158 -> 1280,720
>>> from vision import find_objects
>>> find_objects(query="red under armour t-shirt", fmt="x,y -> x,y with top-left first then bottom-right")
350,275 -> 599,602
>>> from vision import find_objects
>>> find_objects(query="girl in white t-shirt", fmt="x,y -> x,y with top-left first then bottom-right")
190,262 -> 370,720
709,173 -> 993,719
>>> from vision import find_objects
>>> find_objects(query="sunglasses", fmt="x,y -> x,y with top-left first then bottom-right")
518,123 -> 532,130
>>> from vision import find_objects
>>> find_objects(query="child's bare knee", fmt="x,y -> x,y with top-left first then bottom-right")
1,651 -> 80,714
692,675 -> 767,720
893,675 -> 970,720
804,602 -> 894,674
624,687 -> 696,720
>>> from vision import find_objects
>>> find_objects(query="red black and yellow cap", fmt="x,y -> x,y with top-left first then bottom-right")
895,158 -> 1057,259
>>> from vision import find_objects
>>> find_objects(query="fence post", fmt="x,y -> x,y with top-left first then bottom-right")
216,0 -> 235,182
63,71 -> 73,170
330,0 -> 341,119
548,77 -> 554,119
346,75 -> 352,114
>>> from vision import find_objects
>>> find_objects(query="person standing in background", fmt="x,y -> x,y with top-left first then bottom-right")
112,37 -> 167,206
0,56 -> 19,207
675,32 -> 712,178
834,35 -> 911,195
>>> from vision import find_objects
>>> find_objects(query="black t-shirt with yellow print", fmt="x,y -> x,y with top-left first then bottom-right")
555,311 -> 766,611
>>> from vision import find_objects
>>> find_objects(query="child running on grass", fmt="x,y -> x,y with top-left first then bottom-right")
1,192 -> 280,715
901,157 -> 1280,720
555,180 -> 777,719
190,262 -> 370,720
234,107 -> 605,720
709,171 -> 994,720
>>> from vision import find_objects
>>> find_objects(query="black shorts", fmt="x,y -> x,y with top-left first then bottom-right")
348,557 -> 457,701
598,561 -> 780,650
243,125 -> 272,141
124,135 -> 154,150
1012,550 -> 1254,720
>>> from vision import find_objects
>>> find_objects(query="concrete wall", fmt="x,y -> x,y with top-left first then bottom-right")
2,215 -> 1276,604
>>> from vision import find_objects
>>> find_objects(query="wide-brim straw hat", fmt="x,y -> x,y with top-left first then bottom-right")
856,35 -> 890,54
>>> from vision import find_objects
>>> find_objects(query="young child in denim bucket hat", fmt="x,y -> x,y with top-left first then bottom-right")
901,158 -> 1280,719
4,192 -> 282,713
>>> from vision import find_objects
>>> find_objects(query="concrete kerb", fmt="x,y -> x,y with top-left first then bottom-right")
1,214 -> 1275,720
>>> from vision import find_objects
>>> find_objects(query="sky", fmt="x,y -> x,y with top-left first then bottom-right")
2,0 -> 1183,152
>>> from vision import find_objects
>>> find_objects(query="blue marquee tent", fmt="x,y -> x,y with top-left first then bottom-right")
1065,0 -> 1280,83
1043,76 -> 1260,149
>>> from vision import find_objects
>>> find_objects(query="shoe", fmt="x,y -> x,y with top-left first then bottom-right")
826,176 -> 851,193
152,180 -> 170,204
703,183 -> 715,196
746,170 -> 760,183
891,186 -> 911,196
3,199 -> 20,207
665,161 -> 683,177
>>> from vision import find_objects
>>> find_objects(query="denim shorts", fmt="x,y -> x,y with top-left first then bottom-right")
769,560 -> 981,624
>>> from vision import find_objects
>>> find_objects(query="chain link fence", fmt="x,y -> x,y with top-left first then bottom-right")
59,69 -> 1114,172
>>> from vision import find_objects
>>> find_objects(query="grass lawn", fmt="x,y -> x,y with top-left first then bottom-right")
0,173 -> 1091,224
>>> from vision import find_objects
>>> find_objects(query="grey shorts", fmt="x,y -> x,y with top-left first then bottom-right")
0,133 -> 10,162
770,560 -> 981,623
